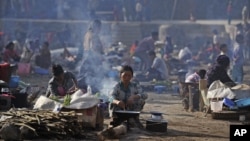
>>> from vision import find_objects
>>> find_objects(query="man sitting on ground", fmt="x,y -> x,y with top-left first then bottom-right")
145,51 -> 169,81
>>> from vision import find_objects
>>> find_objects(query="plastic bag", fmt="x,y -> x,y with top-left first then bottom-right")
207,80 -> 235,99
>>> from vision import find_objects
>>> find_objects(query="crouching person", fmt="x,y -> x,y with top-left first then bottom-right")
46,64 -> 78,98
109,65 -> 147,128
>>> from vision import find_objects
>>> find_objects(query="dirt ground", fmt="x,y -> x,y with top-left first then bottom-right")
16,64 -> 250,141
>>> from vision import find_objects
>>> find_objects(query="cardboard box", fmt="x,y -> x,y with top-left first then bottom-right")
62,105 -> 104,129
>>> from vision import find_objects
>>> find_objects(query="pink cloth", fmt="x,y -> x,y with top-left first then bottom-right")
57,86 -> 66,96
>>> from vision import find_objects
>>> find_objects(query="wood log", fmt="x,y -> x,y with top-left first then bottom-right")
0,109 -> 85,140
97,124 -> 127,140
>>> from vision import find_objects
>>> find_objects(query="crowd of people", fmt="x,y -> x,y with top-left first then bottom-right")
0,11 -> 250,127
0,0 -> 152,22
0,38 -> 52,72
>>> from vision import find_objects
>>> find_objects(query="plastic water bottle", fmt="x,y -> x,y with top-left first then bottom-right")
87,85 -> 92,95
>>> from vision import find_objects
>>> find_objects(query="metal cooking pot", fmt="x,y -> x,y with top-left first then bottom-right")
150,111 -> 163,121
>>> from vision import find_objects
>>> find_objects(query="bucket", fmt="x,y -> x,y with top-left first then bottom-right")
8,75 -> 20,88
210,100 -> 223,112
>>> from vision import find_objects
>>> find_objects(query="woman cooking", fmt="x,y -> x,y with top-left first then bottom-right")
46,64 -> 78,97
109,65 -> 148,117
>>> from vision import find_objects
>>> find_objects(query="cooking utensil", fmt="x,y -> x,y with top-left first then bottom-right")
150,111 -> 163,121
113,110 -> 140,130
114,110 -> 140,119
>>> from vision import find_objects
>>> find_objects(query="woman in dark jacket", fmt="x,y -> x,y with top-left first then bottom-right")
207,55 -> 236,88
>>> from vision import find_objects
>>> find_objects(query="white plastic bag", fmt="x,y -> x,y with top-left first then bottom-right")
33,95 -> 63,110
65,89 -> 99,109
207,80 -> 235,99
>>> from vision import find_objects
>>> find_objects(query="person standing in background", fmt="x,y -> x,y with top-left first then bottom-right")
133,31 -> 159,71
163,36 -> 174,59
209,29 -> 221,62
122,6 -> 127,22
142,0 -> 151,21
231,34 -> 245,84
83,19 -> 104,57
135,0 -> 143,21
113,4 -> 119,22
78,19 -> 105,93
87,0 -> 99,20
242,5 -> 249,24
244,26 -> 250,61
227,0 -> 232,25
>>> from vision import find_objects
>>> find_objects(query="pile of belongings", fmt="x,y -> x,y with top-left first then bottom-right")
207,80 -> 250,112
33,90 -> 100,128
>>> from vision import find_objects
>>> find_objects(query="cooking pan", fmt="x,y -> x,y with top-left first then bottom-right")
114,110 -> 140,119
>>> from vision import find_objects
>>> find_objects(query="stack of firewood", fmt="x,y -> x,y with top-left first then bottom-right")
0,108 -> 86,140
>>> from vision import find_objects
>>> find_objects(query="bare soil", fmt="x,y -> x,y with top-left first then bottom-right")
17,65 -> 250,141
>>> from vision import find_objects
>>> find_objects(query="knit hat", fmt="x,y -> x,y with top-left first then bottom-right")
216,55 -> 230,67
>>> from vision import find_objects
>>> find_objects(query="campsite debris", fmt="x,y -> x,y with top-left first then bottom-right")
0,108 -> 88,140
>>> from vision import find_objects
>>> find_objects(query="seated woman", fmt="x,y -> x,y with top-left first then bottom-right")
46,64 -> 78,97
109,65 -> 148,117
35,41 -> 51,69
207,55 -> 236,88
2,41 -> 21,63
